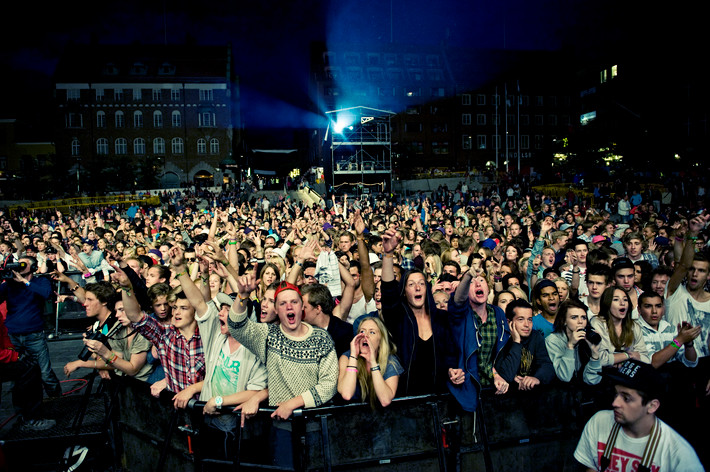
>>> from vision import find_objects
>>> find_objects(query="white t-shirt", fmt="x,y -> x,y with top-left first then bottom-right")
665,284 -> 710,358
574,410 -> 703,472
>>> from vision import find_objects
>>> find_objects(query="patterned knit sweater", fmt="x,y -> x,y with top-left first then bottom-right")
228,306 -> 338,408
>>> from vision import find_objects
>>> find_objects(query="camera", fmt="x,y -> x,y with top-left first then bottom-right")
585,325 -> 602,345
0,261 -> 28,280
77,329 -> 111,361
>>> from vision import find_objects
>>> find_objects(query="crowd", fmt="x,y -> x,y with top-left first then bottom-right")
0,179 -> 708,469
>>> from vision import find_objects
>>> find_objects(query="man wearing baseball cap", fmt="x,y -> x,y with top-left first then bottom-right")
574,359 -> 702,471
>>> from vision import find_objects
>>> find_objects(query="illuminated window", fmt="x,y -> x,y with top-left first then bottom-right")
600,69 -> 608,83
611,65 -> 618,78
462,135 -> 472,150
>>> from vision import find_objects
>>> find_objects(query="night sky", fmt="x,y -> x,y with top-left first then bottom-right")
0,0 -> 702,136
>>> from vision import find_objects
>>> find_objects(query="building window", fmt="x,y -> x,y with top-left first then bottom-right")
520,95 -> 530,107
133,88 -> 142,101
611,64 -> 618,78
115,138 -> 127,155
152,89 -> 162,101
535,135 -> 543,149
548,96 -> 557,107
493,134 -> 501,149
199,89 -> 213,101
432,123 -> 448,133
476,114 -> 486,126
134,138 -> 146,155
462,135 -> 472,150
172,111 -> 181,128
171,89 -> 181,101
210,138 -> 219,154
507,114 -> 516,125
430,87 -> 445,97
153,111 -> 163,128
114,89 -> 123,101
134,111 -> 143,128
535,95 -> 544,106
548,115 -> 558,126
115,111 -> 125,128
95,89 -> 104,101
507,135 -> 516,149
66,113 -> 83,128
600,69 -> 608,83
153,137 -> 165,155
71,139 -> 80,156
462,114 -> 471,125
521,115 -> 530,126
67,89 -> 80,101
197,138 -> 207,154
492,114 -> 500,126
96,111 -> 106,129
520,135 -> 530,150
404,88 -> 420,97
199,112 -> 215,127
461,94 -> 471,106
535,115 -> 544,126
96,138 -> 109,155
477,94 -> 486,106
171,137 -> 184,155
492,95 -> 500,106
477,135 -> 486,149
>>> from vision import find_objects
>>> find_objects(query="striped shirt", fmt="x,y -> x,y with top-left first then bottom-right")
133,314 -> 205,395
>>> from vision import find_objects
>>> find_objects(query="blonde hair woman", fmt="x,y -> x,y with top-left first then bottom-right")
338,317 -> 403,408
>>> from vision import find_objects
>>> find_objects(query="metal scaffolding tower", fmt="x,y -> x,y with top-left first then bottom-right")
326,106 -> 394,195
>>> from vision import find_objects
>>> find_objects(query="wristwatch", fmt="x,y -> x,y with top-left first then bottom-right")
215,396 -> 223,409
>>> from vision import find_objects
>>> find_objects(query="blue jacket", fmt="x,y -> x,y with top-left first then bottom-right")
447,300 -> 510,412
0,276 -> 53,334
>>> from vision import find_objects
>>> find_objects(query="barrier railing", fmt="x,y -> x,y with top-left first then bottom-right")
115,377 -> 591,472
8,194 -> 161,216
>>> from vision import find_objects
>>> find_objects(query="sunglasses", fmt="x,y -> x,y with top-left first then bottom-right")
186,257 -> 197,262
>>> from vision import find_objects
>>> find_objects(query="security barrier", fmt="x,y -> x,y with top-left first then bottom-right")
115,377 -> 591,472
8,194 -> 161,216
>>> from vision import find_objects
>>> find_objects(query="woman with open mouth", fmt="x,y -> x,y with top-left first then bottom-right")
589,287 -> 650,367
337,317 -> 403,408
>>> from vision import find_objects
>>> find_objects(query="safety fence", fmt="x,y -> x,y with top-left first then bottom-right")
115,377 -> 593,472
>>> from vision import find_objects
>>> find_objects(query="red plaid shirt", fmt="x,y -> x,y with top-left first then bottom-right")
133,313 -> 205,395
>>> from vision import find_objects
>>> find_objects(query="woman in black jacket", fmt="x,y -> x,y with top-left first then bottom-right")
379,229 -> 464,396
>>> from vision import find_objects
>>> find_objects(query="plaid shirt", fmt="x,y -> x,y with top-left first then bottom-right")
475,305 -> 499,386
133,314 -> 205,395
400,257 -> 415,271
637,317 -> 697,368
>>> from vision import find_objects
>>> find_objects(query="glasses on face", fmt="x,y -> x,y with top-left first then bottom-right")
186,257 -> 197,262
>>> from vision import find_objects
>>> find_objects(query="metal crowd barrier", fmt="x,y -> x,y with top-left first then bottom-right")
115,377 -> 593,472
